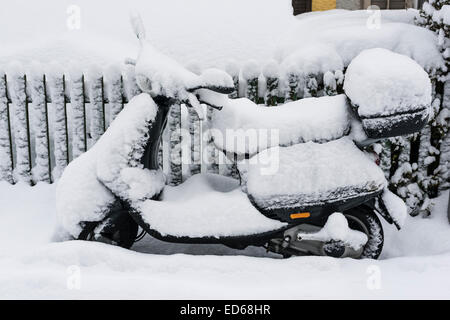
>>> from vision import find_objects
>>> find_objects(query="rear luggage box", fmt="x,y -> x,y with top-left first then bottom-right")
344,48 -> 432,140
351,105 -> 429,140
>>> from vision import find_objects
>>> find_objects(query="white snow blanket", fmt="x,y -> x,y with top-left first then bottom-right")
2,184 -> 450,299
240,137 -> 387,210
211,95 -> 353,156
136,174 -> 286,238
56,94 -> 165,237
0,4 -> 443,79
344,48 -> 432,117
280,10 -> 444,76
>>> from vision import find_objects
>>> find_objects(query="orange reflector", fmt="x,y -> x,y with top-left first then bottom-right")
290,212 -> 311,219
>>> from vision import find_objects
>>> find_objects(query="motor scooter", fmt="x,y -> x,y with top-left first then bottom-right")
56,16 -> 430,259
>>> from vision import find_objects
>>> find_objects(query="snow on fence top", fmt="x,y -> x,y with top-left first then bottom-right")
0,3 -> 444,78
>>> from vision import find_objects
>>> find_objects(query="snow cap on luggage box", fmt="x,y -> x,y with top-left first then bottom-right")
344,48 -> 432,118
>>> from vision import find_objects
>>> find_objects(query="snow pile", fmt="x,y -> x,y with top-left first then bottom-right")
262,60 -> 280,79
137,174 -> 286,237
280,43 -> 344,76
0,0 -> 294,69
211,95 -> 352,156
56,94 -> 164,237
281,10 -> 444,75
297,212 -> 368,250
0,5 -> 443,81
344,48 -> 432,117
241,137 -> 387,210
241,60 -> 261,80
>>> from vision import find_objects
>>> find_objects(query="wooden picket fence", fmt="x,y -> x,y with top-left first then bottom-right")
0,63 -> 448,215
0,66 -> 142,185
0,63 -> 338,186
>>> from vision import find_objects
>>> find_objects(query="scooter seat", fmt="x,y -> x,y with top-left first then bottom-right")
239,137 -> 387,211
211,94 -> 352,157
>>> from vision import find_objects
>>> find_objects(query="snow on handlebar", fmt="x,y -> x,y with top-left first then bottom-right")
129,14 -> 234,119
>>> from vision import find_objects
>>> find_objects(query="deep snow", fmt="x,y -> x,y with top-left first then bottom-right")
0,181 -> 449,299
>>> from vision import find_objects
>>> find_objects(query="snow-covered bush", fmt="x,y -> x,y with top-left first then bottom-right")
242,60 -> 260,103
262,60 -> 279,106
416,1 -> 450,209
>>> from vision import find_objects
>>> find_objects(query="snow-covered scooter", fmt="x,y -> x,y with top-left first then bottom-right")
56,17 -> 432,259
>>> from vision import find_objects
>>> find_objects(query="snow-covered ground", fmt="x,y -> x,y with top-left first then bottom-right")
0,0 -> 449,300
0,181 -> 449,299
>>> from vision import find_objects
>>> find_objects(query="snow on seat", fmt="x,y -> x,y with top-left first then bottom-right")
135,174 -> 287,238
210,94 -> 352,156
239,137 -> 387,211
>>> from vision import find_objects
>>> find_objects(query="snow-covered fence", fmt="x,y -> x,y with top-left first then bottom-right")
0,62 -> 448,217
0,62 -> 335,186
0,66 -> 139,185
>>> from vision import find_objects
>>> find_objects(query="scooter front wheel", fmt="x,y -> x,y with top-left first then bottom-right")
78,205 -> 139,249
344,206 -> 384,259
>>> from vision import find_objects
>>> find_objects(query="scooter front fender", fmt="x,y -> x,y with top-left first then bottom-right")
373,193 -> 402,230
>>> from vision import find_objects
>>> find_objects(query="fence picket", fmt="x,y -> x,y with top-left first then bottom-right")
168,103 -> 182,185
10,66 -> 32,184
323,71 -> 338,96
70,73 -> 87,159
0,72 -> 13,183
189,108 -> 201,176
123,66 -> 141,102
89,71 -> 105,145
206,106 -> 219,174
304,74 -> 318,98
105,66 -> 124,123
223,61 -> 240,178
30,69 -> 51,183
49,71 -> 69,179
285,72 -> 299,102
242,61 -> 260,103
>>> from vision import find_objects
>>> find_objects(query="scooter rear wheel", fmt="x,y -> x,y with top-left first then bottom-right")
78,205 -> 139,249
344,206 -> 384,259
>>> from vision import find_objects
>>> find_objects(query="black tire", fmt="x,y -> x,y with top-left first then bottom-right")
344,206 -> 384,259
78,204 -> 139,249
